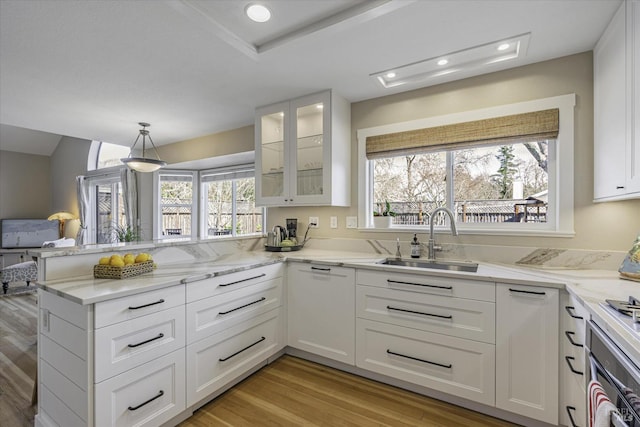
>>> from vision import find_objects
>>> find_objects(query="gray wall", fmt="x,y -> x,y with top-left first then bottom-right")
0,150 -> 51,218
267,52 -> 640,251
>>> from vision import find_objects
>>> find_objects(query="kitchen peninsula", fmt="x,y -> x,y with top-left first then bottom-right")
28,236 -> 636,427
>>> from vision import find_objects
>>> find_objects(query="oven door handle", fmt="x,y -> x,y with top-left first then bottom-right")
588,321 -> 640,385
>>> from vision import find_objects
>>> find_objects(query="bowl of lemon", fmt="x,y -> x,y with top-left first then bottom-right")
93,252 -> 155,279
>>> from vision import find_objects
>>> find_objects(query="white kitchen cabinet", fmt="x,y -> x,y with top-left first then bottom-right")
356,318 -> 496,406
287,263 -> 355,364
255,90 -> 351,207
594,0 -> 640,201
495,283 -> 559,425
560,292 -> 588,427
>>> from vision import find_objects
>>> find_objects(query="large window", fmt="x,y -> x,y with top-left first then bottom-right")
155,171 -> 196,238
81,169 -> 125,244
358,94 -> 575,236
373,141 -> 550,226
200,166 -> 264,238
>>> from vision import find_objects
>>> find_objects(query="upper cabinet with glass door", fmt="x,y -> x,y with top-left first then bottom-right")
255,90 -> 351,206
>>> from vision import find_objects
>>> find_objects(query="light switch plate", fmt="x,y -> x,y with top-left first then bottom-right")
346,216 -> 357,229
330,216 -> 338,228
309,217 -> 319,228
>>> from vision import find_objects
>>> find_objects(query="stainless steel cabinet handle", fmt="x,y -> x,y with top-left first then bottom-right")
219,336 -> 266,362
387,305 -> 452,319
387,279 -> 452,290
219,273 -> 266,287
565,356 -> 584,376
565,306 -> 584,320
127,333 -> 164,348
219,297 -> 266,315
128,299 -> 165,310
565,331 -> 583,348
128,390 -> 164,411
386,349 -> 452,369
566,406 -> 579,427
509,288 -> 546,296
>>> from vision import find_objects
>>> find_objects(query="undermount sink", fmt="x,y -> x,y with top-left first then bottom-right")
377,258 -> 479,273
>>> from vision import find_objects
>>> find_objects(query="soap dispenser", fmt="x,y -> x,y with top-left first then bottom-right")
410,234 -> 421,258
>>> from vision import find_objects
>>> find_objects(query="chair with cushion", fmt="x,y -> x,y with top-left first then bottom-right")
0,260 -> 38,294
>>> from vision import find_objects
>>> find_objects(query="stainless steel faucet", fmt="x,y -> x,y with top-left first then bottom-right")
428,207 -> 458,260
396,238 -> 402,258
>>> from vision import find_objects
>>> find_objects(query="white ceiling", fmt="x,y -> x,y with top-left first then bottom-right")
0,0 -> 621,157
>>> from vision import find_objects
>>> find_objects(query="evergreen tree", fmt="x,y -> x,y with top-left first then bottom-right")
492,145 -> 519,199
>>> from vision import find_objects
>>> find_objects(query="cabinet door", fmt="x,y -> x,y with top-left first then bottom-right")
496,284 -> 559,425
287,264 -> 355,364
629,0 -> 640,194
255,101 -> 289,205
290,91 -> 330,205
594,2 -> 627,200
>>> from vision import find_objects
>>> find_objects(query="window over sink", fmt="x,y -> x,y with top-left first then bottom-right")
357,94 -> 576,236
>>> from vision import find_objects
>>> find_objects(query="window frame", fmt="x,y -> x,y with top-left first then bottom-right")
81,166 -> 125,244
357,94 -> 576,237
199,165 -> 265,239
153,170 -> 198,239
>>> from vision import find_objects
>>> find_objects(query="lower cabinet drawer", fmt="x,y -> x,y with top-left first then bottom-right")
186,308 -> 283,407
186,278 -> 282,344
356,318 -> 495,406
94,349 -> 186,427
561,371 -> 586,427
95,305 -> 186,382
356,285 -> 495,344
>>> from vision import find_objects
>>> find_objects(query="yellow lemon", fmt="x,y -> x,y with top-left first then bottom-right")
110,257 -> 125,267
110,254 -> 123,261
135,253 -> 149,263
98,257 -> 110,265
123,254 -> 135,265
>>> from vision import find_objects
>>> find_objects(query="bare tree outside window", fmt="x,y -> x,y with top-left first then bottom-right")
373,141 -> 550,225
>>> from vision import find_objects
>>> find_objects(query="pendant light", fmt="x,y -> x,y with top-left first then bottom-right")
121,122 -> 167,172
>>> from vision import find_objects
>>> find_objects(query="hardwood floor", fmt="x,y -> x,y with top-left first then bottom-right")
0,293 -> 37,427
0,294 -> 518,427
180,356 -> 519,427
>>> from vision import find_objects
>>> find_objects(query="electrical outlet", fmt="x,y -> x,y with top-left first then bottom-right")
346,216 -> 357,229
309,217 -> 319,228
330,216 -> 338,228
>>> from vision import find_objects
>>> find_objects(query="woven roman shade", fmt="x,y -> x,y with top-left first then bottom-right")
366,108 -> 559,159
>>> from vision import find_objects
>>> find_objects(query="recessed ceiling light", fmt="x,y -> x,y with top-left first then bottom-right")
245,3 -> 271,23
370,33 -> 530,89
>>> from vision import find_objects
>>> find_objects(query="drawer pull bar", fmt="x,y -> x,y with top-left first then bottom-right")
509,288 -> 546,296
566,406 -> 579,427
219,273 -> 266,287
219,336 -> 266,362
219,297 -> 267,315
128,333 -> 164,348
311,266 -> 331,272
387,279 -> 452,290
387,305 -> 452,319
565,306 -> 584,320
128,299 -> 165,310
386,349 -> 452,369
128,390 -> 164,411
565,356 -> 584,376
565,331 -> 584,348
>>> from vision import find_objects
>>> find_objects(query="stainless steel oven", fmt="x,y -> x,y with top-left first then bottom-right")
587,320 -> 640,426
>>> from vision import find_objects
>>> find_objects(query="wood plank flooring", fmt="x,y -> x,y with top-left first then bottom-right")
180,356 -> 519,427
1,293 -> 519,427
0,293 -> 37,427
